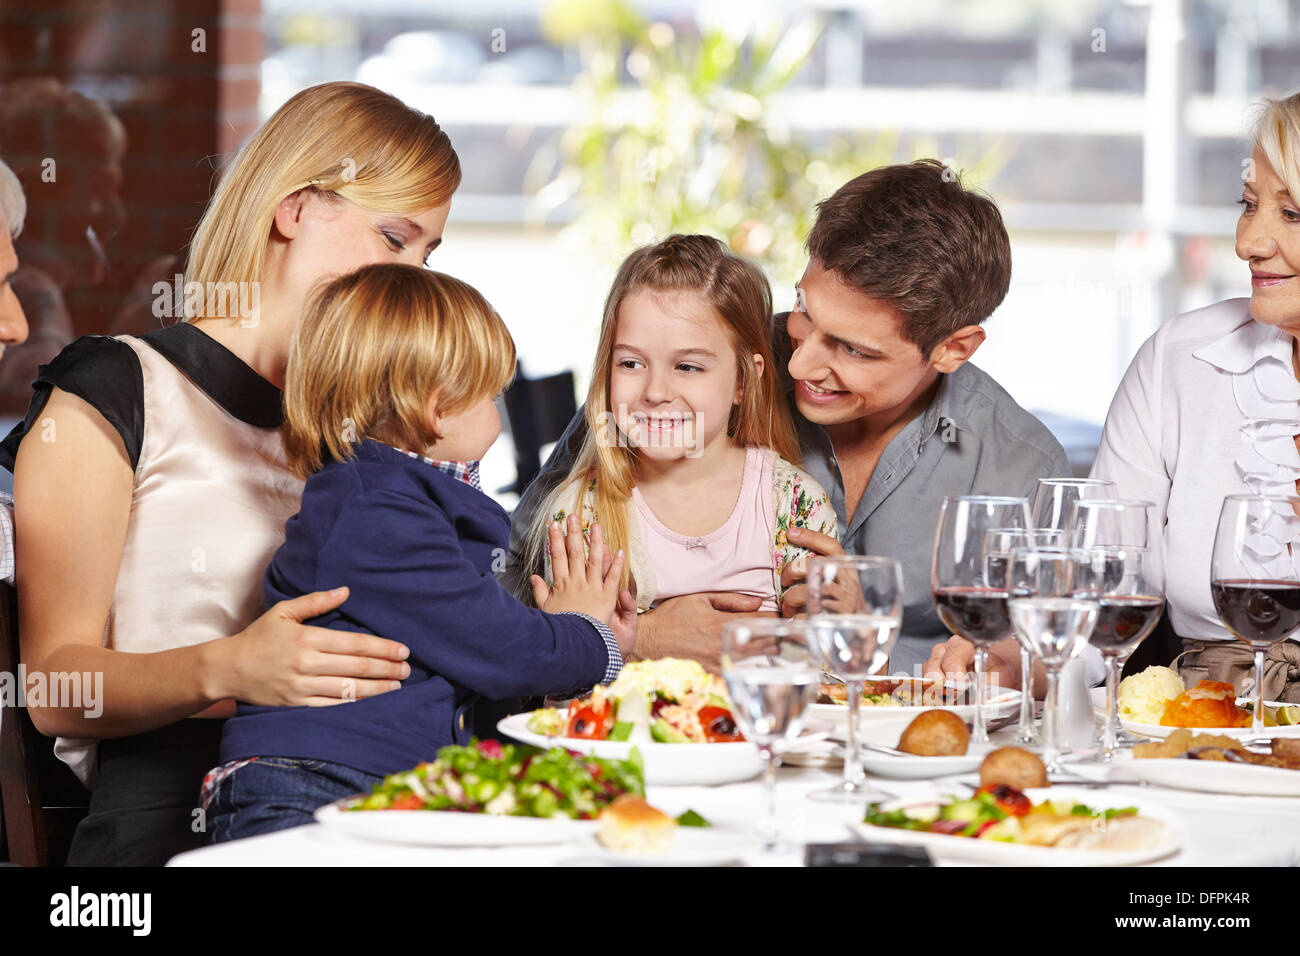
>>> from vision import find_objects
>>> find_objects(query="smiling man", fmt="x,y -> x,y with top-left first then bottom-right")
507,159 -> 1070,672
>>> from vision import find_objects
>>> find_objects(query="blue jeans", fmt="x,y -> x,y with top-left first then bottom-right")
206,757 -> 381,844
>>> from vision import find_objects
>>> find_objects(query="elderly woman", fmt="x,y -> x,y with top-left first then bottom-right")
1086,92 -> 1300,702
928,92 -> 1300,704
3,82 -> 459,864
0,156 -> 30,367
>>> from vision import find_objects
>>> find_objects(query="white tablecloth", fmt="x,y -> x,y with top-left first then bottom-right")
168,759 -> 1300,867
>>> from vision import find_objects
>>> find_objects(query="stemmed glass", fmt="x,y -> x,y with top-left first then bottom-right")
1069,498 -> 1152,550
1085,546 -> 1165,759
984,527 -> 1072,745
1210,495 -> 1300,736
805,555 -> 903,803
1032,478 -> 1116,534
1008,595 -> 1099,774
720,618 -> 822,851
1006,545 -> 1099,773
931,496 -> 1032,744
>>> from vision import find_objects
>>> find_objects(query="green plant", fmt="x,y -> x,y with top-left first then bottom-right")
529,4 -> 903,291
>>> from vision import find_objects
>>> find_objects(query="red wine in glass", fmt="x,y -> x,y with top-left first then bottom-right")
932,586 -> 1015,646
1088,595 -> 1164,655
1210,579 -> 1300,646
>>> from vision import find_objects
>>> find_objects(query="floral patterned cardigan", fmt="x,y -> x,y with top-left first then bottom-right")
542,452 -> 840,613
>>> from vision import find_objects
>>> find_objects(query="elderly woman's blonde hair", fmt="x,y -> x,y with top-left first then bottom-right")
283,263 -> 515,478
1252,91 -> 1300,201
185,82 -> 460,313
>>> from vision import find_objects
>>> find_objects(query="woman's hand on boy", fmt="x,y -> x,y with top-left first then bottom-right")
532,514 -> 625,626
213,586 -> 413,707
778,526 -> 846,617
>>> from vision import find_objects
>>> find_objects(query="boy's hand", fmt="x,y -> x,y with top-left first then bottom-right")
535,514 -> 624,626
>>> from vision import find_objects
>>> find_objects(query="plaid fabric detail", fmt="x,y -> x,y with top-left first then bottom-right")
200,757 -> 259,811
0,491 -> 12,586
384,445 -> 481,491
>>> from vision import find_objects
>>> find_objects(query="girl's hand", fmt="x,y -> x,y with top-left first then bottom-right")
533,514 -> 624,625
211,587 -> 413,706
779,526 -> 847,617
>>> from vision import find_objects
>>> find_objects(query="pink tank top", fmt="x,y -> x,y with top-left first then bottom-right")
632,447 -> 778,612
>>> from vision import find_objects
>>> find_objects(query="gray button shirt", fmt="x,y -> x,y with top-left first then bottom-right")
506,313 -> 1071,671
792,361 -> 1071,667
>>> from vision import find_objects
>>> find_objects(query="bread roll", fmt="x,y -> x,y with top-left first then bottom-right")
978,746 -> 1048,790
597,795 -> 676,853
897,709 -> 970,756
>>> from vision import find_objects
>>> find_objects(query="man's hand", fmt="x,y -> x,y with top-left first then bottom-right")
923,635 -> 1041,697
779,526 -> 846,617
634,591 -> 771,673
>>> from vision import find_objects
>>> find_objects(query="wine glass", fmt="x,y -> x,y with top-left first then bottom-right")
931,496 -> 1032,743
1069,498 -> 1153,550
805,555 -> 903,804
985,527 -> 1073,745
1085,546 -> 1165,759
1032,478 -> 1116,533
1008,595 -> 1099,774
1210,495 -> 1300,736
720,618 -> 821,851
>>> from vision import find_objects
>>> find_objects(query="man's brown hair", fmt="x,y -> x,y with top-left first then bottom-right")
805,159 -> 1011,357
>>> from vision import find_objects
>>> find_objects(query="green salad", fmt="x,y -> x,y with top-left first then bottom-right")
348,739 -> 645,819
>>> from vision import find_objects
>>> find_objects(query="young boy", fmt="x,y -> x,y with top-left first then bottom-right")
206,263 -> 634,841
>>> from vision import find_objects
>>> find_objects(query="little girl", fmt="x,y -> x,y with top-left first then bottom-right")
525,234 -> 837,616
206,263 -> 633,841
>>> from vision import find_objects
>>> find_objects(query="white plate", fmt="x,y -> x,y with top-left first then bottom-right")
810,685 -> 1021,745
858,741 -> 994,780
1110,757 -> 1300,797
496,713 -> 763,786
566,827 -> 757,866
1091,688 -> 1300,740
852,787 -> 1182,866
314,800 -> 598,846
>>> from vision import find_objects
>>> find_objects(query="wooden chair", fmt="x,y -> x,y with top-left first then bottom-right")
0,583 -> 90,865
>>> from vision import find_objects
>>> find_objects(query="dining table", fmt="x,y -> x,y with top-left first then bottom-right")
167,724 -> 1300,867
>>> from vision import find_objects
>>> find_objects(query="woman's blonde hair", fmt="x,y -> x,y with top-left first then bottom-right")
1252,91 -> 1300,204
526,234 -> 801,590
185,81 -> 460,309
283,263 -> 515,479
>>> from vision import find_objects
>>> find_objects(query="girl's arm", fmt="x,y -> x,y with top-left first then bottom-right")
16,388 -> 411,739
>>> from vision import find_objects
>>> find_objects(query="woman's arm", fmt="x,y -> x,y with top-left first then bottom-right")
16,388 -> 411,739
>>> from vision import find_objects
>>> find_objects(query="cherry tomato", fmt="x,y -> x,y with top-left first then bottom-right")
389,794 -> 424,810
699,705 -> 745,743
976,784 -> 1032,817
567,699 -> 614,739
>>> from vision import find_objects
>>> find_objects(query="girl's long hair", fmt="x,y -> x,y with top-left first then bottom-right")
525,234 -> 800,592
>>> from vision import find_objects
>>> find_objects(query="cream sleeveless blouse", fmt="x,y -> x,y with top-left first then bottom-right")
57,333 -> 303,786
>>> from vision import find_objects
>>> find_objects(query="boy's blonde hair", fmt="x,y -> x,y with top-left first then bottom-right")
283,264 -> 515,478
526,234 -> 801,590
1252,91 -> 1300,204
185,81 -> 460,307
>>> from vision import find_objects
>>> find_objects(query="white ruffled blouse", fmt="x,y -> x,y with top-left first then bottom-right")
1091,297 -> 1300,644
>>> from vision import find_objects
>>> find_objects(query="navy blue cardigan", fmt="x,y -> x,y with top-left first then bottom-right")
218,439 -> 610,777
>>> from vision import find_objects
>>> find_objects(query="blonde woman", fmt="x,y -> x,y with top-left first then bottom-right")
929,92 -> 1300,703
0,82 -> 460,864
208,264 -> 628,841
